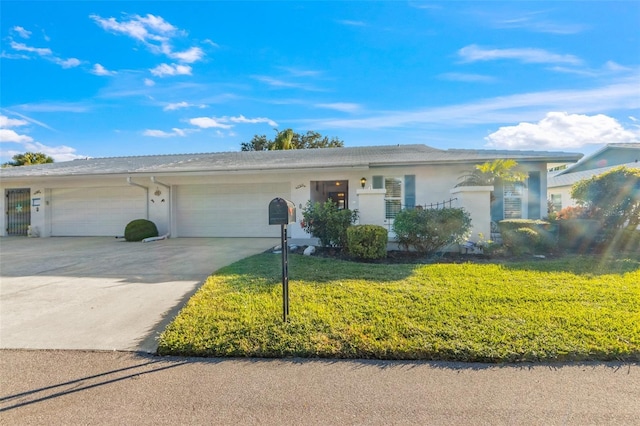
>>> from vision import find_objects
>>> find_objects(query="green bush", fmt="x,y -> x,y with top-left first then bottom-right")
124,219 -> 158,242
392,207 -> 471,254
347,225 -> 388,260
556,219 -> 601,253
498,219 -> 556,255
300,200 -> 358,247
606,228 -> 640,253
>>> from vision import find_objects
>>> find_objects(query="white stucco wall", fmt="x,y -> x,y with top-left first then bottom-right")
0,160 -> 552,239
450,186 -> 493,242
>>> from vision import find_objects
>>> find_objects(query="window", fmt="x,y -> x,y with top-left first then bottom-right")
384,177 -> 402,220
503,182 -> 524,219
373,174 -> 414,220
550,194 -> 562,213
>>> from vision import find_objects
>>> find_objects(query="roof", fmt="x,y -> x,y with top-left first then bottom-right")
0,144 -> 583,179
548,162 -> 640,188
554,142 -> 640,176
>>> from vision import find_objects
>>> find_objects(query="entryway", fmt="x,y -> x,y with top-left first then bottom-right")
310,180 -> 348,209
5,188 -> 30,236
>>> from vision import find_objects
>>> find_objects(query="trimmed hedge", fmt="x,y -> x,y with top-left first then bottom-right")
347,225 -> 388,260
392,207 -> 471,255
124,219 -> 158,242
498,219 -> 556,255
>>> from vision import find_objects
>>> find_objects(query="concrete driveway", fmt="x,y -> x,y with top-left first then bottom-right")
0,237 -> 278,353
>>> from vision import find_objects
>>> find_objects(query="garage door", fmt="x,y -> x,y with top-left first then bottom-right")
176,182 -> 290,237
51,187 -> 147,236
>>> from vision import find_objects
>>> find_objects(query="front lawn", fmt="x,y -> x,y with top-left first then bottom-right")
157,254 -> 640,362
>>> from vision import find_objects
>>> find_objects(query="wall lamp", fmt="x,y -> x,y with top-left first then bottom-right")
360,177 -> 367,188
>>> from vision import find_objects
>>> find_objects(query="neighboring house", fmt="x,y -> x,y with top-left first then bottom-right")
1,144 -> 581,242
548,143 -> 640,212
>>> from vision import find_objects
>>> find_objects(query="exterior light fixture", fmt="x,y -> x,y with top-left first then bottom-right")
360,177 -> 367,188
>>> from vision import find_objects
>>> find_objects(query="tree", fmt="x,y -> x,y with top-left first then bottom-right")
241,129 -> 344,151
571,166 -> 640,230
2,152 -> 54,167
456,159 -> 528,187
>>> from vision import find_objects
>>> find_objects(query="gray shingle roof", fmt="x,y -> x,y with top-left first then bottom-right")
548,162 -> 640,188
0,144 -> 583,179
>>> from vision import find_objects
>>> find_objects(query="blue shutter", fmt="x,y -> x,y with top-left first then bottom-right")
372,175 -> 383,189
527,171 -> 541,219
491,179 -> 504,222
404,175 -> 415,209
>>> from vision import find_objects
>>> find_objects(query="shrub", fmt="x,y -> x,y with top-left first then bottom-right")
556,219 -> 601,253
571,166 -> 640,231
604,228 -> 640,254
498,219 -> 556,255
392,207 -> 471,254
124,219 -> 158,242
555,205 -> 594,220
300,200 -> 358,247
347,225 -> 388,260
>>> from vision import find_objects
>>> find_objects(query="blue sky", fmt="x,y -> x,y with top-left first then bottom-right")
1,1 -> 639,162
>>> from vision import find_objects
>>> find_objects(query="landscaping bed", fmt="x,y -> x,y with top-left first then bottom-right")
157,253 -> 640,362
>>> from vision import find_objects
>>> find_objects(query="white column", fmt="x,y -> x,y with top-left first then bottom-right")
450,186 -> 493,243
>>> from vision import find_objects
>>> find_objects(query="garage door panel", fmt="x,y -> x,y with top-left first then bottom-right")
176,183 -> 290,237
51,187 -> 146,236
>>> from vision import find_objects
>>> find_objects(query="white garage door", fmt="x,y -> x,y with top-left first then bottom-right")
51,187 -> 147,236
176,182 -> 290,237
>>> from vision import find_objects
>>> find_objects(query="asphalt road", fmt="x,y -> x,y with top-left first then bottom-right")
1,350 -> 639,425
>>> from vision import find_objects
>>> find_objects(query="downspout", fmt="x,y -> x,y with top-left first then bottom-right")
126,177 -> 149,219
151,176 -> 172,236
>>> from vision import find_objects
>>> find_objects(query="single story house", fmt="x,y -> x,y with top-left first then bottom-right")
1,144 -> 582,243
548,143 -> 640,212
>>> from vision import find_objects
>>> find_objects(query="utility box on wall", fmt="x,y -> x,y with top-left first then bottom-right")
268,198 -> 296,225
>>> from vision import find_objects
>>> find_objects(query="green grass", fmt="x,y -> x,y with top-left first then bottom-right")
157,254 -> 640,362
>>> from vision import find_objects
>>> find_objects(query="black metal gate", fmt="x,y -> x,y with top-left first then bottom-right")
6,188 -> 31,236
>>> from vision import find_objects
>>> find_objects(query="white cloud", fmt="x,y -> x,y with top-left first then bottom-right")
0,118 -> 83,162
314,80 -> 640,130
91,13 -> 204,65
0,129 -> 33,143
56,57 -> 81,68
0,115 -> 28,128
92,64 -> 116,76
189,115 -> 278,129
164,101 -> 189,111
336,20 -> 366,27
144,78 -> 156,86
9,41 -> 84,70
163,101 -> 206,111
229,115 -> 278,127
21,141 -> 85,162
438,72 -> 496,83
168,46 -> 204,63
150,63 -> 192,77
492,15 -> 586,35
315,103 -> 362,113
458,44 -> 582,65
189,117 -> 233,129
143,128 -> 188,137
90,13 -> 176,42
10,41 -> 52,56
253,75 -> 320,91
13,26 -> 32,38
485,112 -> 640,150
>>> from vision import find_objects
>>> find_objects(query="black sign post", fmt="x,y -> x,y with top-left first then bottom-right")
268,198 -> 296,322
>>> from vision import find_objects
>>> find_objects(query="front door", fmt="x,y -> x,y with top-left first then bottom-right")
310,180 -> 348,209
6,188 -> 31,236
